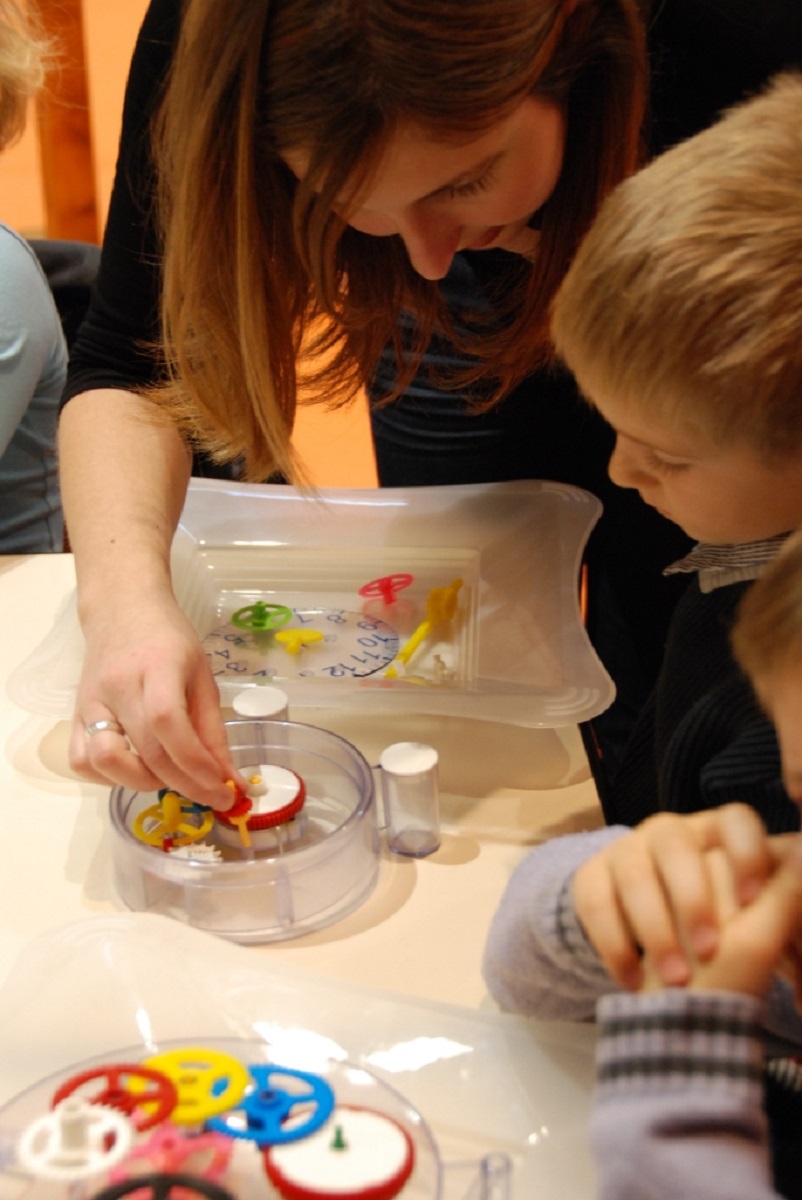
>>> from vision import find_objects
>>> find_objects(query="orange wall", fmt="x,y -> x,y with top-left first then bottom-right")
1,0 -> 377,488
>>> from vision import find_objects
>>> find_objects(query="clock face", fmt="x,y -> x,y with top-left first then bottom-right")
202,607 -> 400,683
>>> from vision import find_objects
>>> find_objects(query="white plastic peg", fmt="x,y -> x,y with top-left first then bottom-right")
17,1097 -> 133,1181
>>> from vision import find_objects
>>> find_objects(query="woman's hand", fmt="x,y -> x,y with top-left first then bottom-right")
59,391 -> 240,811
572,806 -> 775,990
69,585 -> 239,810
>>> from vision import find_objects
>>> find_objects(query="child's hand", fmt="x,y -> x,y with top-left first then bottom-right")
572,805 -> 775,990
765,836 -> 802,1009
640,834 -> 802,999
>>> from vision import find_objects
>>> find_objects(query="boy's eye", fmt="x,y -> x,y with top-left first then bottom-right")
645,449 -> 689,474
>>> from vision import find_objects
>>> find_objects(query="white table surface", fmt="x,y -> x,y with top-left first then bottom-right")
0,551 -> 603,1009
0,551 -> 609,1198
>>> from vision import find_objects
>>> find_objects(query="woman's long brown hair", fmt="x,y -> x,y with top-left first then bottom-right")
152,0 -> 647,482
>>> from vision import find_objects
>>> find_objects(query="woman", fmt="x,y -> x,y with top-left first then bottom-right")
60,0 -> 801,810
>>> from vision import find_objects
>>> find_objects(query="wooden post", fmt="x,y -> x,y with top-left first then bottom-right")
35,0 -> 99,244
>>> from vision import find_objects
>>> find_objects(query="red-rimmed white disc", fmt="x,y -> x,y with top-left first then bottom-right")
219,765 -> 306,831
263,1105 -> 415,1200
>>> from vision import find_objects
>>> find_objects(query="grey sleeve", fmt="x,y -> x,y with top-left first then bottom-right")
591,989 -> 776,1200
482,826 -> 626,1019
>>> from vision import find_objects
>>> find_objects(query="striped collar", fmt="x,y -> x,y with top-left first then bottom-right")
663,533 -> 790,593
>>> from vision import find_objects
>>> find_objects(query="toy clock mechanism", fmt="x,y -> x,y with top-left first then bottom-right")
108,717 -> 381,944
200,574 -> 467,690
0,1038 -> 480,1200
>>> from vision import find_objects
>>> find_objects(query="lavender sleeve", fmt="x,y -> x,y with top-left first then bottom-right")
592,990 -> 777,1200
481,826 -> 626,1019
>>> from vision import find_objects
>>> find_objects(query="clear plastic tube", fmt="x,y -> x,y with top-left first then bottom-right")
380,742 -> 440,857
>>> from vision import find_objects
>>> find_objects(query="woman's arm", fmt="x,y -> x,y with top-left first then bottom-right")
57,2 -> 238,808
59,391 -> 237,809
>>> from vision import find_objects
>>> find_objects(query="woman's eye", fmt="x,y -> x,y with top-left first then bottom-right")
444,170 -> 494,200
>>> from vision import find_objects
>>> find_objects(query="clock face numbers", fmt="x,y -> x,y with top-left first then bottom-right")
203,608 -> 399,684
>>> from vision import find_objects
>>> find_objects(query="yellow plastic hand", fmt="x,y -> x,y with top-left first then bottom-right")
229,812 -> 252,849
385,579 -> 462,676
274,628 -> 324,655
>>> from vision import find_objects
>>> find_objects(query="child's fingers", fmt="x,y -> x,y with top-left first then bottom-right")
702,834 -> 802,998
619,808 -> 771,978
583,833 -> 696,988
705,846 -> 741,922
644,825 -> 721,964
572,858 -> 644,990
704,804 -> 776,905
752,834 -> 802,949
575,814 -> 722,989
610,815 -> 738,983
573,807 -> 780,995
767,833 -> 802,867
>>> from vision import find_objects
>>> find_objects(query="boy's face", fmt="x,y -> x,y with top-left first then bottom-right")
591,389 -> 802,545
759,665 -> 802,810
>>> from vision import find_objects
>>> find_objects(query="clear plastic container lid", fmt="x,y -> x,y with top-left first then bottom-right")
8,480 -> 614,728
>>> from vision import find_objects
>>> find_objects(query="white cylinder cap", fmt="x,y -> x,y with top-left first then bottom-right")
379,741 -> 438,776
232,686 -> 290,718
248,764 -> 303,812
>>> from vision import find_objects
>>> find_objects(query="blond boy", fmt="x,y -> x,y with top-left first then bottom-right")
549,72 -> 802,833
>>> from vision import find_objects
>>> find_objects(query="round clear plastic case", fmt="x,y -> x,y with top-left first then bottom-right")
0,1037 -> 442,1199
109,720 -> 379,943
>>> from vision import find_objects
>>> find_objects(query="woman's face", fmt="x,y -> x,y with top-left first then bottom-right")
284,96 -> 565,281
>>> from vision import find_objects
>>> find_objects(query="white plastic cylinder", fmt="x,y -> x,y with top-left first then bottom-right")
379,742 -> 440,857
232,686 -> 290,721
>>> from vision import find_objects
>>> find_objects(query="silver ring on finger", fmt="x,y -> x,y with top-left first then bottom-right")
84,719 -> 126,739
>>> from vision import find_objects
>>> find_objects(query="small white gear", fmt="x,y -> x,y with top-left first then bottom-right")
169,842 -> 222,862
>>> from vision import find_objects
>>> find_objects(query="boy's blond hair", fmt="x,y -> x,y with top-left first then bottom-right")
0,0 -> 47,151
732,529 -> 802,687
551,72 -> 802,461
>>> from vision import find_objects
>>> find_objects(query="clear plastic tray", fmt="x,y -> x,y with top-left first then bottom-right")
7,480 -> 614,729
0,1037 -> 446,1199
0,916 -> 599,1199
109,720 -> 380,944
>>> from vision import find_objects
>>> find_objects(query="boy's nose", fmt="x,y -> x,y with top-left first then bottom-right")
398,210 -> 463,281
608,436 -> 654,489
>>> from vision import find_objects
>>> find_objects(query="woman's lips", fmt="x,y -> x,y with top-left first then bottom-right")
465,225 -> 503,250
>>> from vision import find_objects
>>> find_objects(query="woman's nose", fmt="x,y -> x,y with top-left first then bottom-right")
398,209 -> 463,281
